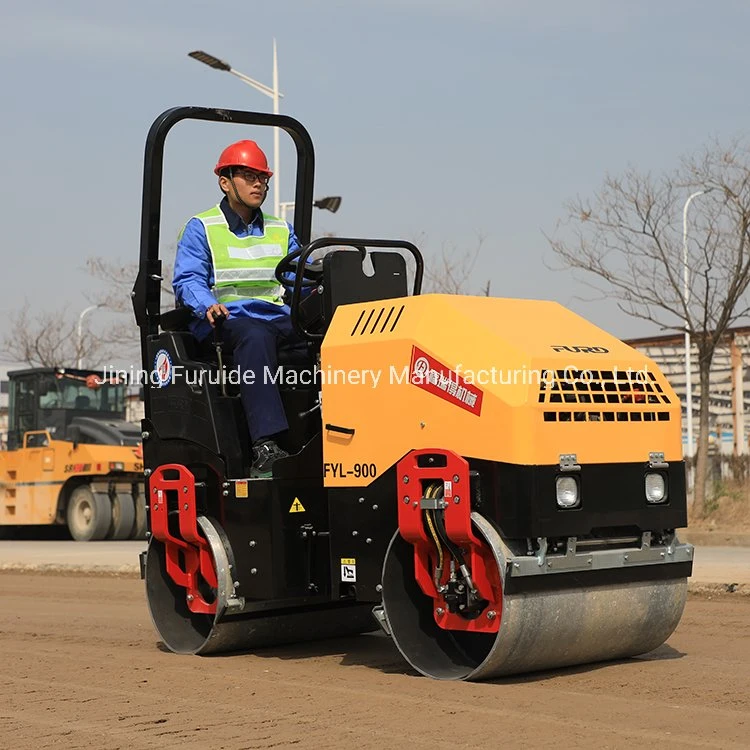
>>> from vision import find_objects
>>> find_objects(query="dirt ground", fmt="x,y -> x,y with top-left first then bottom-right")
0,573 -> 747,750
689,480 -> 750,532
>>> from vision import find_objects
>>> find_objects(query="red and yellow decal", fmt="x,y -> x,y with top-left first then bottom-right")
409,346 -> 483,416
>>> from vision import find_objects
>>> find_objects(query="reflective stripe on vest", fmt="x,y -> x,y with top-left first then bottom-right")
193,205 -> 288,306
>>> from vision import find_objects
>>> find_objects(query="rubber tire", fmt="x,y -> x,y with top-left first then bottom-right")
131,486 -> 148,540
66,485 -> 112,541
108,493 -> 136,540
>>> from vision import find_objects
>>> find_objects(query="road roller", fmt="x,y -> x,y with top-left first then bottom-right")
133,107 -> 693,680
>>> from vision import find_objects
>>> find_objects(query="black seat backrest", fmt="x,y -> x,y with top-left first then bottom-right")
322,250 -> 408,323
74,396 -> 91,409
160,305 -> 194,332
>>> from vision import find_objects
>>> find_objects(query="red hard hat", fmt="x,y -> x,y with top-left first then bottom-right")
214,140 -> 273,177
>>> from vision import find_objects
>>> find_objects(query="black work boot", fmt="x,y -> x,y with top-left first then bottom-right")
251,439 -> 289,478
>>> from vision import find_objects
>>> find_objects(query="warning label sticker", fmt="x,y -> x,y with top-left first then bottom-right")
289,497 -> 306,513
340,558 -> 357,582
235,480 -> 248,499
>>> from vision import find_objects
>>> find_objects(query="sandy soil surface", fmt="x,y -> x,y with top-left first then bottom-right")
688,485 -> 750,533
0,574 -> 748,750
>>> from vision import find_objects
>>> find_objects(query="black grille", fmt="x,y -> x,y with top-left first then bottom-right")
538,368 -> 672,423
543,410 -> 670,422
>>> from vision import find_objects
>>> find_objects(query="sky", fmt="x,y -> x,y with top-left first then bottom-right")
1,0 -> 749,362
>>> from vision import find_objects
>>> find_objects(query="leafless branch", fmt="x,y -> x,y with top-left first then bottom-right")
421,233 -> 490,295
547,137 -> 750,513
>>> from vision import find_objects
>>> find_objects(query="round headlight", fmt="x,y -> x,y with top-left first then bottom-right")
556,475 -> 580,508
645,472 -> 667,503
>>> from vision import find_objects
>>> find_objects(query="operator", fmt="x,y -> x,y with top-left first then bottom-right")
173,140 -> 303,477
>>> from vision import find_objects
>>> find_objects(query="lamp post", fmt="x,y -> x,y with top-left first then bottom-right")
279,196 -> 343,223
279,201 -> 295,223
682,189 -> 713,457
188,41 -> 284,216
77,305 -> 101,369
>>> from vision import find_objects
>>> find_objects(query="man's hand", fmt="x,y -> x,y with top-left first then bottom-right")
206,303 -> 230,327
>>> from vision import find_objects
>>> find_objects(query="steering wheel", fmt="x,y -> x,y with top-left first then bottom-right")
274,247 -> 323,287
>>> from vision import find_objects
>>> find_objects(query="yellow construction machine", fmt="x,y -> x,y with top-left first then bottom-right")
0,368 -> 145,540
135,107 -> 692,680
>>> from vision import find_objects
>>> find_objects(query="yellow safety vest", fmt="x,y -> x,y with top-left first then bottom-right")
193,205 -> 289,305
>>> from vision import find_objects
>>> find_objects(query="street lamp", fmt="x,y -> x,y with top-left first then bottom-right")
682,189 -> 713,458
77,304 -> 102,369
279,196 -> 343,222
188,42 -> 284,216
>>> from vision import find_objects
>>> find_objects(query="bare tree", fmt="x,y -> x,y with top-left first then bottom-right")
0,306 -> 117,368
0,253 -> 175,369
420,234 -> 490,295
85,255 -> 175,363
548,138 -> 750,515
85,257 -> 174,311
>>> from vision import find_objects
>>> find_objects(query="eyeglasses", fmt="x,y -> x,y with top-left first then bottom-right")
231,168 -> 270,185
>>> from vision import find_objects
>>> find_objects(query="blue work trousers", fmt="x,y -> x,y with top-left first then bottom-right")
220,316 -> 306,442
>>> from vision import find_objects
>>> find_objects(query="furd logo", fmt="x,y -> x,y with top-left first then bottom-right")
551,345 -> 610,354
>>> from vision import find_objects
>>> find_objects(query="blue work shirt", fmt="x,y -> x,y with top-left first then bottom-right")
172,197 -> 300,341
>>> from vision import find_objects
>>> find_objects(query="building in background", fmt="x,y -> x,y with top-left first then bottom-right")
626,326 -> 750,458
125,385 -> 145,424
0,368 -> 8,449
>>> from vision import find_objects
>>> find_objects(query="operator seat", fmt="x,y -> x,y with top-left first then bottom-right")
74,395 -> 91,409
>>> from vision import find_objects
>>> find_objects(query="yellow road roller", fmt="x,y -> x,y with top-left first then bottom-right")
133,107 -> 692,680
0,367 -> 145,541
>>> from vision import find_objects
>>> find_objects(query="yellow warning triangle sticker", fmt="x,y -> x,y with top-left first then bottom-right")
289,497 -> 306,513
